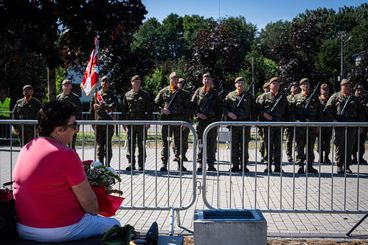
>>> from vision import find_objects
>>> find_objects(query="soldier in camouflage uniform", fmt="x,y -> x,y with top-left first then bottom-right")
351,83 -> 368,164
155,72 -> 190,172
90,76 -> 117,167
122,75 -> 153,171
257,77 -> 289,173
172,78 -> 191,163
285,81 -> 300,163
56,79 -> 82,149
192,73 -> 222,172
317,83 -> 332,164
325,79 -> 363,174
290,78 -> 322,174
224,77 -> 256,172
257,81 -> 270,163
12,85 -> 42,146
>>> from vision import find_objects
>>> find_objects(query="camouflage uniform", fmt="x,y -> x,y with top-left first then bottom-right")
291,92 -> 322,173
224,89 -> 256,171
172,88 -> 192,162
12,97 -> 41,146
192,87 -> 222,170
285,93 -> 297,162
352,94 -> 368,164
122,89 -> 153,170
317,95 -> 332,163
56,92 -> 82,149
325,92 -> 363,172
155,86 -> 190,171
257,91 -> 289,172
90,89 -> 117,166
256,95 -> 265,161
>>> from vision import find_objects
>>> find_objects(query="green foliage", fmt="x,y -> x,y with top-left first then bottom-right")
142,67 -> 168,95
55,67 -> 67,95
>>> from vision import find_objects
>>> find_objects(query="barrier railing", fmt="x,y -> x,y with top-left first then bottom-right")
201,121 -> 368,215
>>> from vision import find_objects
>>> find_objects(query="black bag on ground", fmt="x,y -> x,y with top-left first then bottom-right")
0,181 -> 17,240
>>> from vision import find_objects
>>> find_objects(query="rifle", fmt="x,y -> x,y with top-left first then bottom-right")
304,81 -> 322,110
236,80 -> 256,109
166,90 -> 179,111
270,83 -> 292,114
340,95 -> 353,117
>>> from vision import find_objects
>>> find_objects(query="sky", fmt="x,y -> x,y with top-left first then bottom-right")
142,0 -> 367,29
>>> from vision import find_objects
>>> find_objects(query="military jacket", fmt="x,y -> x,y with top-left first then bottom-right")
90,89 -> 118,120
56,92 -> 82,120
12,97 -> 41,120
256,91 -> 289,121
122,89 -> 153,120
224,90 -> 256,121
291,92 -> 322,122
287,94 -> 297,104
318,95 -> 330,122
155,86 -> 189,120
191,87 -> 221,121
356,94 -> 368,122
325,92 -> 363,122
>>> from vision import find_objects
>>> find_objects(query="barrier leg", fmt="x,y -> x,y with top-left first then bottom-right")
346,214 -> 368,236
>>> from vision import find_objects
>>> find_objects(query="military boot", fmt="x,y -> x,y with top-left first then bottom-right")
177,162 -> 187,172
208,163 -> 216,172
126,164 -> 136,171
160,163 -> 167,172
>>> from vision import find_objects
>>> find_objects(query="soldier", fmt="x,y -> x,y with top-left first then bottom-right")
257,81 -> 270,163
351,83 -> 368,164
291,78 -> 321,174
285,81 -> 300,163
12,85 -> 42,146
192,73 -> 222,172
0,88 -> 11,145
224,77 -> 256,172
122,75 -> 153,171
155,72 -> 190,172
257,77 -> 289,173
172,78 -> 191,163
90,76 -> 118,167
56,79 -> 82,149
325,79 -> 363,174
317,83 -> 332,164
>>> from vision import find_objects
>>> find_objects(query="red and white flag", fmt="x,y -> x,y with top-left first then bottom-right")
80,37 -> 99,96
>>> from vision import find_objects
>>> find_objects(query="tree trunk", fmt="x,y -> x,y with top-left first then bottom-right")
47,66 -> 56,102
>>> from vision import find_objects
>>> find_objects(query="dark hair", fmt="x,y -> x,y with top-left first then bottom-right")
38,101 -> 76,136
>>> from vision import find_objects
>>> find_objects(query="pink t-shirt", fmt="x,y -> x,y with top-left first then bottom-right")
13,137 -> 86,228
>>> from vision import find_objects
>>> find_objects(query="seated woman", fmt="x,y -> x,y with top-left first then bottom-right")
12,100 -> 120,242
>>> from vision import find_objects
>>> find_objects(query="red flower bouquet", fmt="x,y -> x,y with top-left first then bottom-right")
82,160 -> 124,217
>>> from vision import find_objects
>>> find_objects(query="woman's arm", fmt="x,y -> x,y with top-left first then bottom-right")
72,179 -> 98,215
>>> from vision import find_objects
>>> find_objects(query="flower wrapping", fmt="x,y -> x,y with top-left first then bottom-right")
82,160 -> 124,217
92,186 -> 124,217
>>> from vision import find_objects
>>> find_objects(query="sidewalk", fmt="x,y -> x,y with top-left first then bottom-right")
1,145 -> 368,239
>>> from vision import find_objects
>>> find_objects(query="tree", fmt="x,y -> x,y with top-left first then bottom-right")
0,0 -> 147,100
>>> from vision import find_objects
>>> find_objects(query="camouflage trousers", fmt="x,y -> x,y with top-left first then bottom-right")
172,125 -> 190,159
263,126 -> 282,168
161,125 -> 183,167
17,125 -> 36,146
96,125 -> 114,166
352,128 -> 367,161
196,119 -> 217,168
285,127 -> 294,158
317,127 -> 332,161
126,125 -> 147,168
295,127 -> 317,167
334,127 -> 356,168
230,126 -> 250,168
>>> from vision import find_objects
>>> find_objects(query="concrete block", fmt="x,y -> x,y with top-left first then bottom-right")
194,209 -> 267,245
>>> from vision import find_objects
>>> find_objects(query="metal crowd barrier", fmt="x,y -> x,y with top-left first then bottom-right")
0,119 -> 197,211
201,121 -> 368,215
